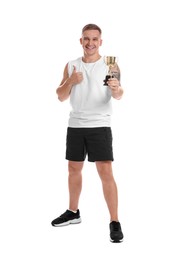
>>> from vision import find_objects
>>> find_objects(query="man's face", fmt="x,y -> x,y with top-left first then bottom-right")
80,30 -> 102,56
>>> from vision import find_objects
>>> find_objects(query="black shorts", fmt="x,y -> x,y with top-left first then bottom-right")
66,127 -> 114,162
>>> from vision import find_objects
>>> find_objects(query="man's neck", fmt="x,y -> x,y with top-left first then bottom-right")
82,54 -> 101,63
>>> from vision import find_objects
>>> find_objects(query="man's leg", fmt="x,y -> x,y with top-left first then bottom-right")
95,161 -> 118,221
68,160 -> 84,211
51,160 -> 83,227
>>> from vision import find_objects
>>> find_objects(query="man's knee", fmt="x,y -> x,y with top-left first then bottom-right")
68,161 -> 84,174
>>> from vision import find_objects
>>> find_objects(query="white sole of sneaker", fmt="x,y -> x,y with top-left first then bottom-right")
53,217 -> 82,227
110,238 -> 124,243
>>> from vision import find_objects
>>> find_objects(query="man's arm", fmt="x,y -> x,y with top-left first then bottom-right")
107,64 -> 124,100
56,64 -> 83,102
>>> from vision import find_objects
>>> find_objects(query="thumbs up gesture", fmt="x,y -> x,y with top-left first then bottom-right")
70,65 -> 83,85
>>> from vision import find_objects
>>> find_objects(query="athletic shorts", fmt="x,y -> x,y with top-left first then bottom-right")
66,127 -> 114,162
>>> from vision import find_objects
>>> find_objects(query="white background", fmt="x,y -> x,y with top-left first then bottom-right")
0,0 -> 182,259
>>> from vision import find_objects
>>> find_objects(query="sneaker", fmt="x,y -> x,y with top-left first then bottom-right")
51,209 -> 81,227
109,221 -> 124,243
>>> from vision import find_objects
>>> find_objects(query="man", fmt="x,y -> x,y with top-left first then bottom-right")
51,24 -> 124,243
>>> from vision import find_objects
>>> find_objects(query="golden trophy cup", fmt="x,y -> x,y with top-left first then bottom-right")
103,56 -> 117,86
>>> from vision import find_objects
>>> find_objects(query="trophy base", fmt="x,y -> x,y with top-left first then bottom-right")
103,75 -> 113,86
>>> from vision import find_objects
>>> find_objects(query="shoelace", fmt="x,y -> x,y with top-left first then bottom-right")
112,222 -> 120,231
60,210 -> 76,219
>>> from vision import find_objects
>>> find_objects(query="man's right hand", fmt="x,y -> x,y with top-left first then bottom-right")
69,65 -> 83,85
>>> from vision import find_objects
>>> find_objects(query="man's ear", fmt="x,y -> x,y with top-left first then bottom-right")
80,38 -> 82,45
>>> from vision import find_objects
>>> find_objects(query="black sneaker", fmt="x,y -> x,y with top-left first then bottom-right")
51,209 -> 81,227
110,221 -> 124,243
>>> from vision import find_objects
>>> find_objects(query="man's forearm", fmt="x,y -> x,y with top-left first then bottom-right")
111,86 -> 124,100
56,78 -> 73,102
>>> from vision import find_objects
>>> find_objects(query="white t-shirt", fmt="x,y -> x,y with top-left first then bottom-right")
67,56 -> 112,127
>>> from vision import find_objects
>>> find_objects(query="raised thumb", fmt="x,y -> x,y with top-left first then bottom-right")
73,65 -> 77,72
